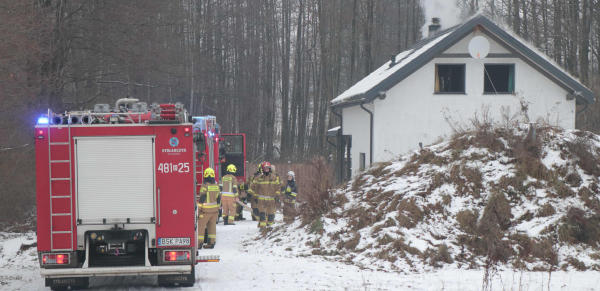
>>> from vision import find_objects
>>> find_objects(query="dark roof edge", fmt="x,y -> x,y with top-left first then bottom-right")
331,15 -> 594,108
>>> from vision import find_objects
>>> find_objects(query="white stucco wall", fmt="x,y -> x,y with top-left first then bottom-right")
343,33 -> 577,176
342,104 -> 372,177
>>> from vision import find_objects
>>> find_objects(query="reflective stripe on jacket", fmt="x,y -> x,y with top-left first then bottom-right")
198,182 -> 221,213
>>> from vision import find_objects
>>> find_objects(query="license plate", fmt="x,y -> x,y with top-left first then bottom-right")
158,237 -> 191,246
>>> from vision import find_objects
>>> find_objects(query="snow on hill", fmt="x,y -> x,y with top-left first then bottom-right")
254,124 -> 600,275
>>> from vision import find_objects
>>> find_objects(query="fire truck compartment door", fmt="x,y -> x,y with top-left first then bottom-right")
76,136 -> 155,224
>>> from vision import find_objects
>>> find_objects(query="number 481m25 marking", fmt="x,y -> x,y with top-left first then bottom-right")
158,163 -> 190,173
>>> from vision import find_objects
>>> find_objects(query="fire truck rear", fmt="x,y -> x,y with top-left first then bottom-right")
35,98 -> 217,290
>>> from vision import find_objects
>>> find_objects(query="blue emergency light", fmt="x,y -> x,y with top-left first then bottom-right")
38,117 -> 49,125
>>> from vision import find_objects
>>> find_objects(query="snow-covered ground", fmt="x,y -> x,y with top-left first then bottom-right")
1,212 -> 600,290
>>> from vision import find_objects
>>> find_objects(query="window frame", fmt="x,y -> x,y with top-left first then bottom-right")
483,63 -> 516,95
434,63 -> 467,95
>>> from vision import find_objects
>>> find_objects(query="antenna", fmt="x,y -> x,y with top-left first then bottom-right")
468,36 -> 490,59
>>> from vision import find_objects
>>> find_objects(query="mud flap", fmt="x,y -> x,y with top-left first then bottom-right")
158,265 -> 195,287
45,277 -> 89,289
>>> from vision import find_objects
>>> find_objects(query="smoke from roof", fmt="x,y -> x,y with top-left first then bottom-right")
420,0 -> 462,38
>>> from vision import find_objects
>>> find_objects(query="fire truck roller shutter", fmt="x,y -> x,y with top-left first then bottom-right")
76,136 -> 155,224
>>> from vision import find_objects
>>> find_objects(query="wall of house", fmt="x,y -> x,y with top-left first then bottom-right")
371,33 -> 576,164
342,104 -> 372,177
342,33 -> 577,177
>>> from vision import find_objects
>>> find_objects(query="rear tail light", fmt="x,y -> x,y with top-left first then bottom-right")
164,251 -> 190,262
42,253 -> 70,265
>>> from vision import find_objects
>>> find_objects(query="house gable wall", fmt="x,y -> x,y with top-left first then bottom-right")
444,33 -> 510,54
352,33 -> 576,171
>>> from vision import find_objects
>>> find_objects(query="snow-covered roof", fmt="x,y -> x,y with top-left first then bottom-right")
331,15 -> 594,108
327,126 -> 341,137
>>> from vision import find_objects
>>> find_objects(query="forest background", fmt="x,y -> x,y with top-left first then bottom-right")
1,0 -> 599,226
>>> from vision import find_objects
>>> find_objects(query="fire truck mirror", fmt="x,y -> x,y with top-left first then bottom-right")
194,133 -> 205,152
197,153 -> 206,162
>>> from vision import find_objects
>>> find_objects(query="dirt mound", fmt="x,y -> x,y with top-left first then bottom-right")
254,125 -> 600,273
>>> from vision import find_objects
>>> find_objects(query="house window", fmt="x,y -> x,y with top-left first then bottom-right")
359,153 -> 366,171
435,64 -> 465,93
484,64 -> 515,94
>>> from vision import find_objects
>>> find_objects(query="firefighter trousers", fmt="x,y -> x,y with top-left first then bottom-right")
221,198 -> 236,224
252,195 -> 260,222
197,211 -> 217,246
258,197 -> 276,227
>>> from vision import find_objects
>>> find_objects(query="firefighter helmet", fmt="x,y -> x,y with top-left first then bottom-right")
204,168 -> 215,178
287,171 -> 295,179
257,162 -> 264,171
227,164 -> 237,173
262,162 -> 272,170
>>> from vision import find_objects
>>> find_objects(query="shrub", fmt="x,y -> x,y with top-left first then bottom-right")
456,209 -> 478,235
478,192 -> 512,242
298,157 -> 334,223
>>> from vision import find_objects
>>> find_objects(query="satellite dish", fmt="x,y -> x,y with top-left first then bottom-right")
468,36 -> 490,59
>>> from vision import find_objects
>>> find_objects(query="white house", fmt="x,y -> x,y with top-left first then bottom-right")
329,15 -> 594,178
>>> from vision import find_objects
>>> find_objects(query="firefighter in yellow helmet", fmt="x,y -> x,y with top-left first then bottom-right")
245,162 -> 264,221
197,168 -> 220,249
220,164 -> 239,225
250,162 -> 280,227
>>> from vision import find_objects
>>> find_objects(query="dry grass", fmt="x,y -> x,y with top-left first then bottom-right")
366,162 -> 392,177
478,192 -> 513,243
559,207 -> 600,245
565,137 -> 600,177
537,203 -> 556,217
344,232 -> 361,250
396,198 -> 424,229
456,209 -> 478,235
449,164 -> 483,198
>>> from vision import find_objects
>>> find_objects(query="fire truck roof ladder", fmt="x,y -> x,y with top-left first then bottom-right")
47,109 -> 74,252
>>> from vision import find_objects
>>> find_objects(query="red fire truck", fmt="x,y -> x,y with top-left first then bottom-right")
34,98 -> 245,289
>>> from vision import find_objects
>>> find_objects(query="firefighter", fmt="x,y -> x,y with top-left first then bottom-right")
197,168 -> 220,249
221,164 -> 239,225
246,163 -> 264,221
282,171 -> 298,222
250,162 -> 280,227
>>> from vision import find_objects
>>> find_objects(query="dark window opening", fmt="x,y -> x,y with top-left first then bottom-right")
484,64 -> 515,93
435,64 -> 465,93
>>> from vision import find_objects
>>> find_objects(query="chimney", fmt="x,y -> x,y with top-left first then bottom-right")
389,55 -> 396,68
428,17 -> 441,37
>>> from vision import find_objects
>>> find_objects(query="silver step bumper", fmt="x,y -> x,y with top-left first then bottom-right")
40,265 -> 191,278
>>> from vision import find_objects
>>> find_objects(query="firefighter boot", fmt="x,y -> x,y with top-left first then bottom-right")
259,212 -> 267,228
267,214 -> 275,227
252,208 -> 260,221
